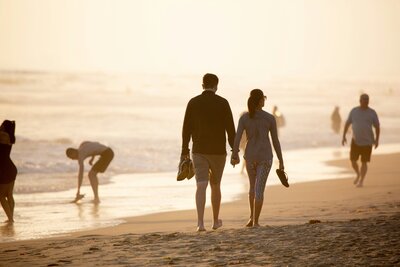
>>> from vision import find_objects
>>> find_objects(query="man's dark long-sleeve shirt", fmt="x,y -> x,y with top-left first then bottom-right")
181,90 -> 236,155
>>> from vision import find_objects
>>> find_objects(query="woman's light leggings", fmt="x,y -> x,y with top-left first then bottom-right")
246,160 -> 272,201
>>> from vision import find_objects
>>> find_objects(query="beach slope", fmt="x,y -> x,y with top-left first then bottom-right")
0,152 -> 399,266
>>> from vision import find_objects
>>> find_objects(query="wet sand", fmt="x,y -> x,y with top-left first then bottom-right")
0,152 -> 399,266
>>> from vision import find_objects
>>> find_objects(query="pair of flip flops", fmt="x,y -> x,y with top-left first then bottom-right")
276,169 -> 289,187
177,158 -> 195,181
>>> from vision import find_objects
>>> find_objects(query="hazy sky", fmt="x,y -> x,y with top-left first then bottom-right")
0,0 -> 399,79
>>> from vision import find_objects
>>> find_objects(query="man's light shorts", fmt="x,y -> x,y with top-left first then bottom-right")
192,153 -> 226,184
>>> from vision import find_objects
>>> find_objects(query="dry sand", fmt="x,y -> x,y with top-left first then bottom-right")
0,152 -> 399,266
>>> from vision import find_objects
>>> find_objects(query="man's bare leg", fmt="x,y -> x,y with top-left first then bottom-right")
88,170 -> 100,203
196,181 -> 208,231
210,182 -> 222,230
358,162 -> 368,187
351,160 -> 360,185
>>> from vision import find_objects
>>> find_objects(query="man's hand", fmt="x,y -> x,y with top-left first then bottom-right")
180,154 -> 190,161
342,136 -> 347,146
375,140 -> 379,149
89,156 -> 95,166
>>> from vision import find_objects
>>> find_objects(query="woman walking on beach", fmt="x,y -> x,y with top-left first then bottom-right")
231,89 -> 284,227
0,120 -> 17,223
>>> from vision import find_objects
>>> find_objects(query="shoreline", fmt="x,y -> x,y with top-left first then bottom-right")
68,151 -> 399,237
0,152 -> 399,265
3,151 -> 398,243
0,153 -> 400,266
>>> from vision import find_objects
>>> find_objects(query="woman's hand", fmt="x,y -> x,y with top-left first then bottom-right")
279,160 -> 284,170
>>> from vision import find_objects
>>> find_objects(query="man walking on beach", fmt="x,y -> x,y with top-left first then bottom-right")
181,73 -> 236,231
66,141 -> 114,203
342,94 -> 380,187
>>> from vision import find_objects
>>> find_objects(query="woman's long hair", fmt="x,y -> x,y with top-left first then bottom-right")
247,89 -> 264,118
1,120 -> 16,144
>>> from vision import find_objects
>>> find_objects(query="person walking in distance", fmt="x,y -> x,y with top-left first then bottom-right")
181,73 -> 236,231
342,94 -> 380,187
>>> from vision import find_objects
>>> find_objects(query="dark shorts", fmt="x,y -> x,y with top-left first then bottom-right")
350,140 -> 372,162
92,148 -> 114,173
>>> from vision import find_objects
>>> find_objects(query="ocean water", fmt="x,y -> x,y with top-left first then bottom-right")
1,71 -> 400,241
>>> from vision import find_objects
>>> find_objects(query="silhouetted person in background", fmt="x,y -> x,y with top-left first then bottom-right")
181,73 -> 236,231
272,105 -> 285,136
342,94 -> 380,187
66,141 -> 114,203
0,120 -> 17,223
331,106 -> 342,134
231,89 -> 284,227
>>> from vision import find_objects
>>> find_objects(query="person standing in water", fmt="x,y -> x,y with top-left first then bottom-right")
0,120 -> 17,223
231,89 -> 284,227
272,105 -> 285,136
331,106 -> 342,134
66,141 -> 114,203
342,94 -> 380,187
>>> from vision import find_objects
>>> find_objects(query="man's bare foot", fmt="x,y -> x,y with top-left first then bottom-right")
4,219 -> 14,224
245,219 -> 253,227
253,222 -> 260,228
356,183 -> 363,188
196,226 -> 206,232
353,175 -> 360,185
212,219 -> 223,230
93,198 -> 100,204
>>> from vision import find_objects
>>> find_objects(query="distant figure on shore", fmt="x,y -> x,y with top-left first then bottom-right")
0,120 -> 17,223
231,89 -> 284,227
181,73 -> 236,231
66,141 -> 114,203
342,94 -> 380,187
272,105 -> 285,136
331,106 -> 342,134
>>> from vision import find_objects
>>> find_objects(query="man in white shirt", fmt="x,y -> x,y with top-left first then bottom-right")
342,94 -> 380,187
66,141 -> 114,203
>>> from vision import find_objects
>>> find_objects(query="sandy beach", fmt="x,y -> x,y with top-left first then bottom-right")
0,152 -> 399,266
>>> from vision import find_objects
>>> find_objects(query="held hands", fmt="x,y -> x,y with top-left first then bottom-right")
230,155 -> 240,167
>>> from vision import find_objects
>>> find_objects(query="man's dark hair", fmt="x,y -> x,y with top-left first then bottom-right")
203,73 -> 219,89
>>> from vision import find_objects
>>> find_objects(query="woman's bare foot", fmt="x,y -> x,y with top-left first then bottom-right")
245,219 -> 253,227
212,219 -> 223,230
